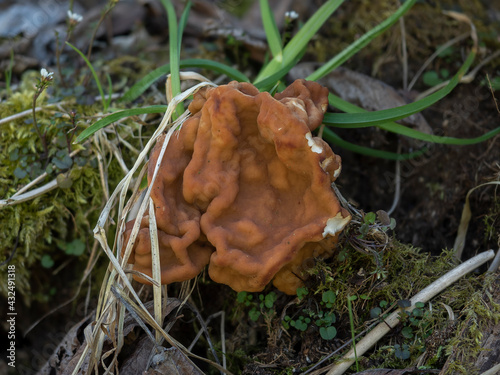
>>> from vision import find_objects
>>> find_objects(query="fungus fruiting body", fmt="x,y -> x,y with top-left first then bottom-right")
123,79 -> 350,295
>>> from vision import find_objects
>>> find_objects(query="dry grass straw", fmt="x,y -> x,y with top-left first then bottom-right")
71,73 -> 234,374
453,181 -> 500,260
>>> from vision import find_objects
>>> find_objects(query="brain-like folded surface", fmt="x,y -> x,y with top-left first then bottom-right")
123,79 -> 351,294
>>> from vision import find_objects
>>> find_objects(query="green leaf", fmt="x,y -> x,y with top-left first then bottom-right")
320,326 -> 337,340
255,0 -> 344,83
41,254 -> 54,268
177,1 -> 192,52
9,149 -> 19,161
259,0 -> 283,59
394,344 -> 410,360
398,299 -> 411,308
412,308 -> 423,318
14,167 -> 27,179
307,0 -> 418,81
402,326 -> 414,339
389,218 -> 397,230
56,173 -> 73,189
296,286 -> 309,300
322,290 -> 336,304
120,59 -> 249,103
53,155 -> 73,170
423,71 -> 443,86
364,212 -> 376,224
236,291 -> 248,304
337,249 -> 347,262
249,307 -> 261,321
264,292 -> 277,309
292,319 -> 308,332
322,127 -> 428,160
76,105 -> 168,142
254,54 -> 304,90
370,307 -> 382,319
65,239 -> 85,256
160,0 -> 181,115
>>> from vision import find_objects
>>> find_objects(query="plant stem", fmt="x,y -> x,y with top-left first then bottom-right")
32,91 -> 49,160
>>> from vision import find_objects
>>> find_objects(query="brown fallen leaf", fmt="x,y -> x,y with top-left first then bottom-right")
146,347 -> 204,375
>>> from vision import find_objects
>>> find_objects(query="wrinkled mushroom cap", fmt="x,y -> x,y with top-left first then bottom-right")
123,79 -> 350,294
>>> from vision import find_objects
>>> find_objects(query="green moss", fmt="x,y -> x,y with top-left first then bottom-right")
235,205 -> 496,372
441,273 -> 500,375
0,70 -> 146,305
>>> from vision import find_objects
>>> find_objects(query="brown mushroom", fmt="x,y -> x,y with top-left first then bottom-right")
123,79 -> 350,294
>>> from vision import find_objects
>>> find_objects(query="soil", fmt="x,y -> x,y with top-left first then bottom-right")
0,1 -> 499,375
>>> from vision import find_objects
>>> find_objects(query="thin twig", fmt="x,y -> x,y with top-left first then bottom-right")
486,74 -> 500,114
487,248 -> 500,273
387,142 -> 401,215
1,179 -> 58,208
0,104 -> 63,126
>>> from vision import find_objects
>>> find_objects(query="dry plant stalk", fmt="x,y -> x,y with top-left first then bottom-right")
71,74 -> 235,375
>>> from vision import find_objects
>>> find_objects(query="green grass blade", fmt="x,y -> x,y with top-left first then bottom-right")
347,296 -> 360,372
75,105 -> 168,143
322,52 -> 500,145
324,49 -> 475,126
377,122 -> 500,145
178,1 -> 192,52
254,0 -> 344,84
307,0 -> 418,81
66,41 -> 105,109
120,59 -> 250,103
259,0 -> 283,60
159,0 -> 182,117
254,53 -> 304,91
105,73 -> 113,111
120,63 -> 171,103
323,128 -> 427,160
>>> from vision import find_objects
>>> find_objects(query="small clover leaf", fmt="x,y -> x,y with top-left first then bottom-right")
41,254 -> 54,268
319,326 -> 337,340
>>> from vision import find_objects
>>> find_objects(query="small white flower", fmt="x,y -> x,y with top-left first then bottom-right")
40,68 -> 54,80
67,10 -> 83,23
285,10 -> 299,20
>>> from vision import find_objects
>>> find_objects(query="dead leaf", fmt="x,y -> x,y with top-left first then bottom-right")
453,181 -> 500,260
146,347 -> 204,375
